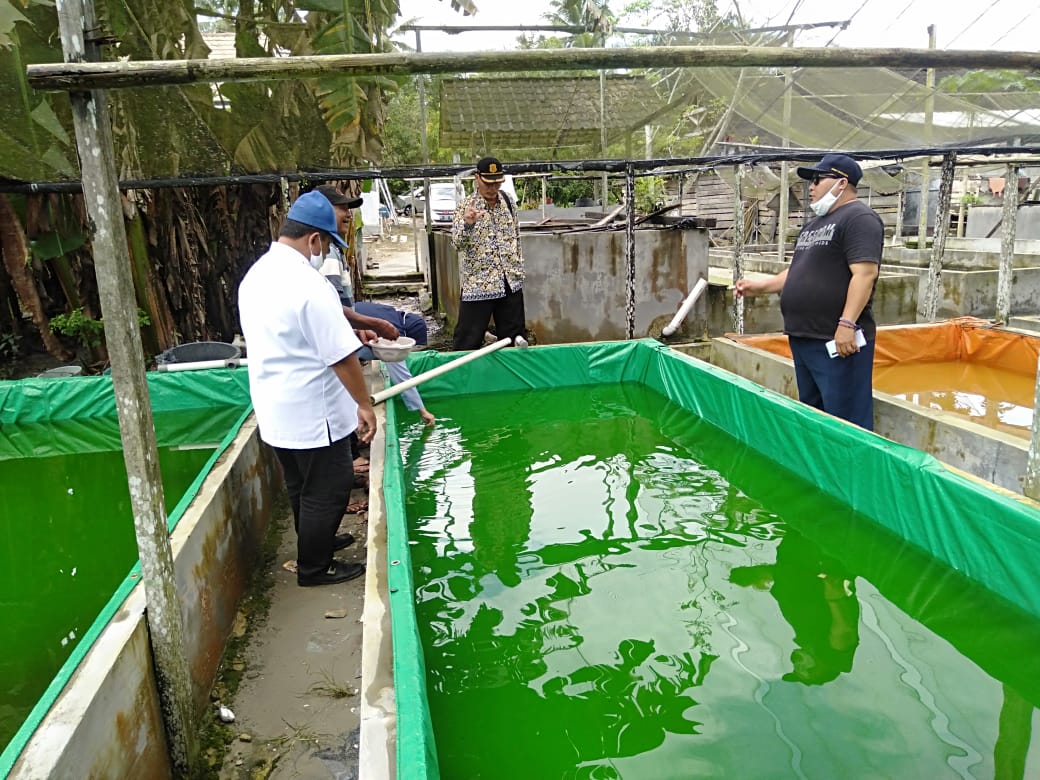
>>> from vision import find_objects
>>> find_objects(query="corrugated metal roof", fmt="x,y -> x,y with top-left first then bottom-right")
439,75 -> 667,151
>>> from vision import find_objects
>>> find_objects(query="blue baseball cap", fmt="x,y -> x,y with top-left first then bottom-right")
286,191 -> 348,248
797,153 -> 863,186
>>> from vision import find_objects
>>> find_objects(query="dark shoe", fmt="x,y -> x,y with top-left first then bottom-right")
298,559 -> 365,587
333,532 -> 356,551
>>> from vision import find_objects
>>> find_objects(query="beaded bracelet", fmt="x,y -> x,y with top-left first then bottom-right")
838,317 -> 858,329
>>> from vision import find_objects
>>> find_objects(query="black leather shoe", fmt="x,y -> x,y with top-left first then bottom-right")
298,560 -> 365,587
333,532 -> 356,551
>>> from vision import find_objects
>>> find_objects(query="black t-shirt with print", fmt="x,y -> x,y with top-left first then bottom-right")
780,199 -> 884,340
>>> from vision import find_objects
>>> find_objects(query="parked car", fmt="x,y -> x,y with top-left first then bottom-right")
396,183 -> 459,223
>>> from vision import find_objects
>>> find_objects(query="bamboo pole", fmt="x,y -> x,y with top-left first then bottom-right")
923,152 -> 956,322
27,46 -> 1040,92
55,0 -> 198,774
996,162 -> 1018,324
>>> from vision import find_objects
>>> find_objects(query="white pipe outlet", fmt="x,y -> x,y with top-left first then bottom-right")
661,278 -> 708,337
156,358 -> 248,372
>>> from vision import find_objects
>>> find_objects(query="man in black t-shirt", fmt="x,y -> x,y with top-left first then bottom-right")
736,153 -> 883,430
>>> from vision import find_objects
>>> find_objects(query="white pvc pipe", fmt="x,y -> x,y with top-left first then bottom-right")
371,337 -> 514,405
661,278 -> 709,337
156,358 -> 247,372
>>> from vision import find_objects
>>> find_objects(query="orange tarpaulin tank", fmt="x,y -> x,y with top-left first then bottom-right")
728,318 -> 1040,376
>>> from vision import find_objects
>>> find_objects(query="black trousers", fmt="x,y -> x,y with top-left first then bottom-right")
273,436 -> 355,579
452,288 -> 526,350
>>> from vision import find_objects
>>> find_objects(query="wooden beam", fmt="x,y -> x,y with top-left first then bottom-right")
27,45 -> 1040,92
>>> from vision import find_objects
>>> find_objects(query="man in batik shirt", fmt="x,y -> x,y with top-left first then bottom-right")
450,156 -> 526,350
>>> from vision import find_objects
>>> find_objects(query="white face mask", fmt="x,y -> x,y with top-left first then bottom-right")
308,236 -> 324,270
810,179 -> 845,217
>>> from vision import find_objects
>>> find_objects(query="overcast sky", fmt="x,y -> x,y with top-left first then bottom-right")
395,0 -> 1039,53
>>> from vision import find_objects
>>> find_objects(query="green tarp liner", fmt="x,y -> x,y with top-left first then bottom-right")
383,339 -> 1040,780
0,369 -> 252,459
0,368 -> 253,776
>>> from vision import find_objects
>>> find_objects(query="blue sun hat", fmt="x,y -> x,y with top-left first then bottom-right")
287,191 -> 348,248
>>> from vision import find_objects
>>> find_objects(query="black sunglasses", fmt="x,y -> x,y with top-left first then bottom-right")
811,174 -> 845,185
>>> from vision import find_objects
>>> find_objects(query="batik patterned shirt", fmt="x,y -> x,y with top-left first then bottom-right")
450,192 -> 524,301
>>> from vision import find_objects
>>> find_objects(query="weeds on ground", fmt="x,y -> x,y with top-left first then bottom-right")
305,666 -> 358,700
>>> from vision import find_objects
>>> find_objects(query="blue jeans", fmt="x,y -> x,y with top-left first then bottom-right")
788,336 -> 874,431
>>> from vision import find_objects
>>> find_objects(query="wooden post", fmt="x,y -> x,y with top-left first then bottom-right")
892,189 -> 905,246
923,152 -> 956,322
625,164 -> 636,339
957,171 -> 970,238
996,162 -> 1018,324
1025,352 -> 1040,501
733,165 -> 746,334
917,25 -> 936,255
599,61 -> 608,205
55,0 -> 198,774
414,30 -> 432,231
777,31 -> 794,262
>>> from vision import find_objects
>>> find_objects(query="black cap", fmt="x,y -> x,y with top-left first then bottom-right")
475,156 -> 505,182
314,184 -> 364,210
796,154 -> 863,186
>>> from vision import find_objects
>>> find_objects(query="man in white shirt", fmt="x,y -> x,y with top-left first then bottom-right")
238,190 -> 376,586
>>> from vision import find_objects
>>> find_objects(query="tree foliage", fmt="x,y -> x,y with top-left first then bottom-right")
0,0 -> 464,368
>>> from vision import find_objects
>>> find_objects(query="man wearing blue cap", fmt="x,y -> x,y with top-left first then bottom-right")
238,190 -> 376,586
735,153 -> 883,430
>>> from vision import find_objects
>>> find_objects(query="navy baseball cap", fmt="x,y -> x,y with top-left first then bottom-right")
286,191 -> 348,248
314,184 -> 364,210
797,154 -> 863,186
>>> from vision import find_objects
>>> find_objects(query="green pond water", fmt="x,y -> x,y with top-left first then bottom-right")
0,411 -> 227,754
398,383 -> 1040,779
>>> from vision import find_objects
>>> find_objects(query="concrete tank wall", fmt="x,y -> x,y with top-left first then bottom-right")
431,226 -> 710,344
966,204 -> 1040,241
9,417 -> 282,779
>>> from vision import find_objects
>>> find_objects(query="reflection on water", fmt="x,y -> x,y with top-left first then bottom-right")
398,384 -> 1040,779
874,360 -> 1034,437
